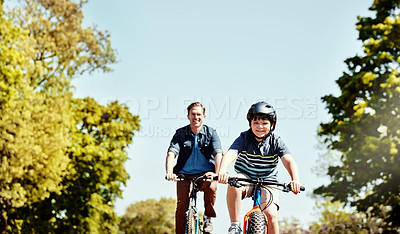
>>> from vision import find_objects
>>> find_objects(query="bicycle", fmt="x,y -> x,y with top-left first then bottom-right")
226,177 -> 305,234
166,174 -> 214,234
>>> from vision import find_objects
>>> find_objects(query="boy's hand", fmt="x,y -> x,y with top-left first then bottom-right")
290,180 -> 301,194
217,172 -> 229,184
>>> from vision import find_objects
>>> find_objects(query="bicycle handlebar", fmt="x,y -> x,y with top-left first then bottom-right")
165,174 -> 212,182
213,176 -> 305,193
166,175 -> 305,192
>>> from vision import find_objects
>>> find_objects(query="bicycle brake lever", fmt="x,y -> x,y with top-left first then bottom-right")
228,181 -> 242,188
282,183 -> 291,193
228,179 -> 243,188
228,177 -> 239,188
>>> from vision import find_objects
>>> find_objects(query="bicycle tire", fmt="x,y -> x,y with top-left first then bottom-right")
186,208 -> 197,234
246,210 -> 266,234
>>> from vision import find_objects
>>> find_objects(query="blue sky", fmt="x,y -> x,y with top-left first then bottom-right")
73,0 -> 373,232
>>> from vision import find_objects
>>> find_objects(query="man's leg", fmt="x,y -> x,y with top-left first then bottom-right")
198,172 -> 217,233
198,172 -> 217,218
176,179 -> 190,234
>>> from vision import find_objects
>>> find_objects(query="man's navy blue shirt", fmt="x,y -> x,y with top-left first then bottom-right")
168,124 -> 223,174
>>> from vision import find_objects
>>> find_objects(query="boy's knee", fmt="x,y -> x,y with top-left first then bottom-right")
263,205 -> 278,220
266,212 -> 278,226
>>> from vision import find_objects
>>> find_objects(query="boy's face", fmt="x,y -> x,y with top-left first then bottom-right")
250,117 -> 272,139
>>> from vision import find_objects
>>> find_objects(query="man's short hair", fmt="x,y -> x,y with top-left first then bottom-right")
187,102 -> 205,115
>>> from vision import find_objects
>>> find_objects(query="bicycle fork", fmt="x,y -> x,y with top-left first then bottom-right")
186,182 -> 201,234
243,188 -> 268,233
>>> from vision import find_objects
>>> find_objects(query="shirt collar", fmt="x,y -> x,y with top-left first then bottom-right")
185,124 -> 206,136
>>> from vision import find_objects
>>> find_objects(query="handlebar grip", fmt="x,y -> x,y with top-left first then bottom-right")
287,184 -> 306,192
165,175 -> 182,181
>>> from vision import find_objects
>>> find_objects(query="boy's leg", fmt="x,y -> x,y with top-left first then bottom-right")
226,184 -> 242,222
260,186 -> 280,234
262,204 -> 279,234
226,174 -> 249,222
176,179 -> 191,234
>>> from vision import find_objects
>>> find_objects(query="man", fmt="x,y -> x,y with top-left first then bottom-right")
166,102 -> 223,233
218,101 -> 301,234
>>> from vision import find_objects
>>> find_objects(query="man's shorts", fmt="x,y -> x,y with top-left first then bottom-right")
233,173 -> 280,210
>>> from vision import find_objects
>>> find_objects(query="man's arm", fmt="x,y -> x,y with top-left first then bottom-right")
165,151 -> 177,181
214,152 -> 223,174
217,149 -> 238,184
281,154 -> 301,194
210,128 -> 223,175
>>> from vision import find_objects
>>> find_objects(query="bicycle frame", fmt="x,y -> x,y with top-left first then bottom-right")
243,185 -> 268,233
186,178 -> 201,234
168,175 -> 211,234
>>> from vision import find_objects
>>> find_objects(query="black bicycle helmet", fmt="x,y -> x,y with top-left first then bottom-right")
247,101 -> 277,131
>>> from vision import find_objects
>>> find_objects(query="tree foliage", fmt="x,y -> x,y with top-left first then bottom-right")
279,217 -> 309,234
311,198 -> 388,233
315,0 -> 400,230
119,198 -> 176,234
7,0 -> 116,91
1,0 -> 139,233
1,3 -> 71,232
8,98 -> 139,233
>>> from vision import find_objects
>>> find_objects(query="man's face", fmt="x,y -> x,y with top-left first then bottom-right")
250,117 -> 272,138
187,106 -> 205,128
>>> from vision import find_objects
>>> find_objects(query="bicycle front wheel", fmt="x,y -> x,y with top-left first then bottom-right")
246,211 -> 266,234
185,208 -> 197,234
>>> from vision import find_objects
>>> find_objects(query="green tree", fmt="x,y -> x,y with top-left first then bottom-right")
1,2 -> 71,233
7,0 -> 116,91
279,217 -> 309,234
8,98 -> 139,233
2,0 -> 139,233
310,198 -> 387,233
119,198 -> 176,234
315,0 -> 400,230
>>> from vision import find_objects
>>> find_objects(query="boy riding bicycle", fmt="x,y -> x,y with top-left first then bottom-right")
218,101 -> 301,234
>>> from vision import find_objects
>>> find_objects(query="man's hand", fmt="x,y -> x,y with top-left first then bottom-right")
289,180 -> 301,194
166,173 -> 177,181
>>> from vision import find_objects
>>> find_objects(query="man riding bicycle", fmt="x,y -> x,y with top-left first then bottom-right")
218,101 -> 301,234
166,102 -> 223,233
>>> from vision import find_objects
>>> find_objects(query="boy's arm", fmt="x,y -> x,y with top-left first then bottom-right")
217,149 -> 238,184
281,154 -> 301,194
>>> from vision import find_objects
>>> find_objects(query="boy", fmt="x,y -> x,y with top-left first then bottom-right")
218,101 -> 301,234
